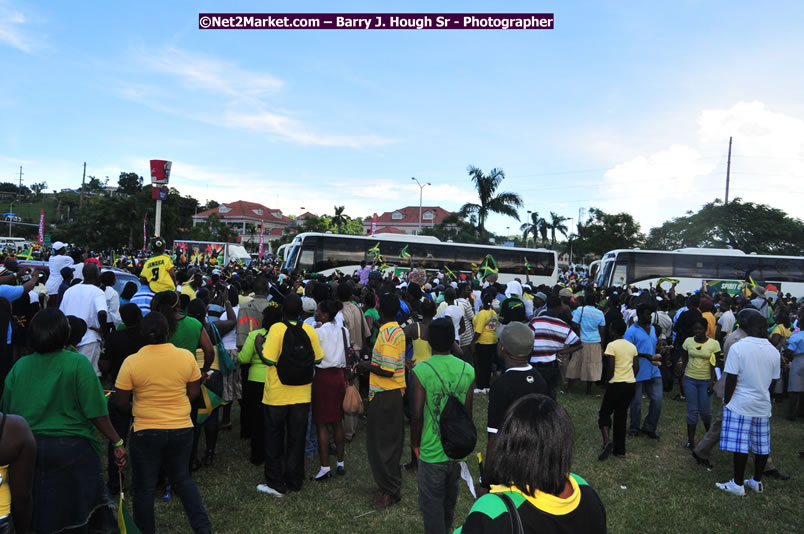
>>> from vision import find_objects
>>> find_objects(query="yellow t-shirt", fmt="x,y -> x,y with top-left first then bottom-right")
412,322 -> 432,363
604,338 -> 638,383
142,253 -> 175,292
196,346 -> 220,371
115,344 -> 202,431
473,309 -> 498,345
261,322 -> 324,406
772,324 -> 791,338
682,337 -> 720,380
0,465 -> 9,517
180,284 -> 197,301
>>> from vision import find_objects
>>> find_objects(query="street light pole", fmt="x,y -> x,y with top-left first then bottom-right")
411,177 -> 431,235
8,201 -> 13,237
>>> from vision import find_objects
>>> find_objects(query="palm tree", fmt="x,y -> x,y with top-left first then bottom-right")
460,166 -> 523,236
547,211 -> 569,247
519,210 -> 547,248
331,205 -> 349,233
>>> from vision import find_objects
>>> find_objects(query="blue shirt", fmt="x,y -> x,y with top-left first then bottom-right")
788,331 -> 804,356
571,306 -> 606,343
624,323 -> 661,381
130,286 -> 155,315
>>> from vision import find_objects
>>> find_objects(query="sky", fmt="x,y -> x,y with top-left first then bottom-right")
1,1 -> 803,237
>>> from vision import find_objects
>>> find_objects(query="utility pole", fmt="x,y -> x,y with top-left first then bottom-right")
17,166 -> 23,201
725,136 -> 732,205
79,162 -> 86,210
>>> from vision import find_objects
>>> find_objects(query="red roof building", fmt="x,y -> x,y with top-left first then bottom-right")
192,201 -> 292,245
363,206 -> 454,235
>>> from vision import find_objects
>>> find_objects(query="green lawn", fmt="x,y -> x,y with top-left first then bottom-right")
146,387 -> 802,533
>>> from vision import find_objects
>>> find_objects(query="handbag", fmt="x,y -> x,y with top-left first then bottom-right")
341,327 -> 358,382
343,382 -> 364,415
210,322 -> 236,375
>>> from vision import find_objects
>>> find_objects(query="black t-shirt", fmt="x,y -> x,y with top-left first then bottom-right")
499,296 -> 527,325
487,366 -> 549,433
102,326 -> 146,382
673,308 -> 703,346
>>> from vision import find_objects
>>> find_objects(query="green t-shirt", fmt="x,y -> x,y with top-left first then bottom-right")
170,316 -> 203,353
412,354 -> 475,463
364,307 -> 380,345
1,349 -> 108,455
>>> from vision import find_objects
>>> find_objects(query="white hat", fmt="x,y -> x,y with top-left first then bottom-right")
52,241 -> 66,251
302,297 -> 317,313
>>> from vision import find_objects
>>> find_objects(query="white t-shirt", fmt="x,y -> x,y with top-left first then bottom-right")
59,283 -> 108,346
724,336 -> 781,418
442,304 -> 463,341
45,254 -> 75,295
314,321 -> 349,369
717,310 -> 736,336
222,305 -> 239,350
104,286 -> 122,327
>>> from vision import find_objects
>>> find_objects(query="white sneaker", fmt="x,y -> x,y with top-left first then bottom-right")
715,479 -> 745,496
743,478 -> 764,493
256,484 -> 285,498
473,388 -> 483,394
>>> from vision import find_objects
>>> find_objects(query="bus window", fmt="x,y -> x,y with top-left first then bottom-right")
316,237 -> 367,272
673,255 -> 720,279
407,243 -> 453,270
631,252 -> 672,282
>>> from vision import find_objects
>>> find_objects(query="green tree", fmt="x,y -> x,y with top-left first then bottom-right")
117,172 -> 143,195
459,166 -> 523,237
573,208 -> 645,260
30,181 -> 48,200
645,199 -> 804,255
547,212 -> 569,247
189,213 -> 238,243
519,211 -> 547,247
84,176 -> 107,194
421,213 -> 487,244
331,205 -> 349,233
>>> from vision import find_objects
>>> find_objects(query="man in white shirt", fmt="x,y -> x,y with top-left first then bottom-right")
716,312 -> 781,496
59,263 -> 108,375
45,242 -> 74,307
715,297 -> 736,342
439,287 -> 464,343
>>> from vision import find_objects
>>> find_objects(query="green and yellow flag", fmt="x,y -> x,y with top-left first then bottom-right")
524,257 -> 531,273
117,492 -> 141,533
400,245 -> 411,261
444,265 -> 457,281
368,242 -> 380,256
15,248 -> 33,261
479,254 -> 498,280
197,384 -> 224,425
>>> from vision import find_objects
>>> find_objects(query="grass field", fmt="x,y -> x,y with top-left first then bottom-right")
145,387 -> 802,533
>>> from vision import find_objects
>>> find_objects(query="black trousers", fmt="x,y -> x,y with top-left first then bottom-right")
366,389 -> 404,499
474,344 -> 496,389
263,403 -> 309,493
534,360 -> 560,399
243,380 -> 265,463
598,382 -> 636,456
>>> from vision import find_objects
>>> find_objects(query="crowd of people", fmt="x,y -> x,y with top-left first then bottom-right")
0,239 -> 800,533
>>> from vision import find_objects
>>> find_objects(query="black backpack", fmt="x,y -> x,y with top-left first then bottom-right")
276,321 -> 316,386
421,361 -> 476,459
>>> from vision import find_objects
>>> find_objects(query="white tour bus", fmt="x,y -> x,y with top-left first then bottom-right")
0,237 -> 32,252
283,232 -> 558,285
594,248 -> 804,296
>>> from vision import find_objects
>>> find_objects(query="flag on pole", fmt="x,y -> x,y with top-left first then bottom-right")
479,254 -> 498,280
444,265 -> 457,281
370,213 -> 377,235
258,219 -> 265,259
524,256 -> 531,273
368,242 -> 380,256
16,248 -> 33,260
117,491 -> 141,533
400,245 -> 411,261
37,209 -> 44,245
142,212 -> 148,254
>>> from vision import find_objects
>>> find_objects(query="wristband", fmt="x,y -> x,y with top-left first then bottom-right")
413,447 -> 420,459
113,439 -> 124,448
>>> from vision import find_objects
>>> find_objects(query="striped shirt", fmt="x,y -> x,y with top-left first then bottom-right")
369,321 -> 406,400
130,286 -> 155,316
528,315 -> 579,363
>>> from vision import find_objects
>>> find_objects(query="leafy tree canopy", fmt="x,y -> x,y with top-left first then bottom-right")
645,198 -> 804,255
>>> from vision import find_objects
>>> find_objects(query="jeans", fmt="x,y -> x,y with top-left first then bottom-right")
130,428 -> 211,534
629,376 -> 663,433
684,377 -> 712,425
243,380 -> 265,463
263,403 -> 309,493
418,460 -> 461,534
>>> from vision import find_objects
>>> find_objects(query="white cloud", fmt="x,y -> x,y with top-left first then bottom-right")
597,101 -> 804,230
0,1 -> 33,52
124,46 -> 393,148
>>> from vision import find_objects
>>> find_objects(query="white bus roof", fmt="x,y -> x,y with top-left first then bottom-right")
602,248 -> 802,260
292,232 -> 554,254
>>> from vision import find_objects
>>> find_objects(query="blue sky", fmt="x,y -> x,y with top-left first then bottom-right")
1,1 -> 803,236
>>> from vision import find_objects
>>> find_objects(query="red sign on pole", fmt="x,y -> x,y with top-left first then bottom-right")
38,209 -> 44,244
370,213 -> 377,235
258,219 -> 265,258
142,212 -> 148,253
150,160 -> 172,184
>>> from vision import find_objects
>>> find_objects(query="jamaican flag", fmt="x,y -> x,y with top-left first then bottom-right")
400,245 -> 411,262
15,248 -> 34,260
443,265 -> 457,281
657,277 -> 679,286
117,491 -> 141,533
524,257 -> 531,273
197,370 -> 224,425
368,242 -> 381,256
479,254 -> 498,280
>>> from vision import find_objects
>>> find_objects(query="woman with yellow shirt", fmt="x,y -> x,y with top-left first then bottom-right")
114,312 -> 211,534
472,288 -> 499,393
404,299 -> 436,366
681,316 -> 721,449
